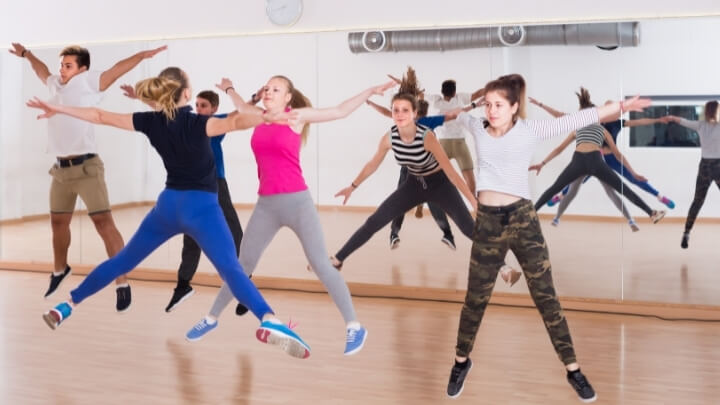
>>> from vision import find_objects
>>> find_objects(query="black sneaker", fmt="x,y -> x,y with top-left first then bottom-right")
446,358 -> 472,398
116,285 -> 132,312
44,266 -> 72,298
681,233 -> 689,249
567,369 -> 597,403
389,234 -> 400,250
441,235 -> 456,251
165,285 -> 194,312
235,302 -> 249,316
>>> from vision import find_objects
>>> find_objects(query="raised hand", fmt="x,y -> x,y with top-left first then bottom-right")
120,84 -> 137,99
621,96 -> 652,112
371,80 -> 398,96
140,45 -> 167,59
334,186 -> 355,205
528,163 -> 544,175
9,42 -> 27,58
215,78 -> 234,93
26,97 -> 57,119
528,96 -> 541,106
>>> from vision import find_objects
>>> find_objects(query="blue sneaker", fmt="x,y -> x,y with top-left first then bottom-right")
256,320 -> 311,359
43,302 -> 72,330
344,325 -> 367,355
186,317 -> 218,342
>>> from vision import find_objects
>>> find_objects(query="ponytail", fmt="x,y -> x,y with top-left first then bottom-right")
484,73 -> 526,120
575,87 -> 595,109
134,67 -> 188,121
273,75 -> 312,144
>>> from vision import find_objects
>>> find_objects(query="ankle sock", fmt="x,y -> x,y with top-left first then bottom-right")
454,359 -> 469,369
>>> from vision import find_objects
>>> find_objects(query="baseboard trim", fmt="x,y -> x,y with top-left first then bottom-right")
3,261 -> 717,321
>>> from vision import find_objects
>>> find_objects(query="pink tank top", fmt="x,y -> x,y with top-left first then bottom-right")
251,122 -> 308,195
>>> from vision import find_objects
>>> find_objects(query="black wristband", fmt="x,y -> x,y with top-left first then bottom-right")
250,93 -> 257,102
471,102 -> 477,108
351,182 -> 358,189
21,49 -> 27,58
224,86 -> 234,94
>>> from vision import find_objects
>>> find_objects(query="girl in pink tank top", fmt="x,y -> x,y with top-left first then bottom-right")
194,76 -> 395,356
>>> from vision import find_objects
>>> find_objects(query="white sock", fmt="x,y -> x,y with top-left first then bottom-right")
347,321 -> 362,330
204,315 -> 217,325
116,283 -> 129,289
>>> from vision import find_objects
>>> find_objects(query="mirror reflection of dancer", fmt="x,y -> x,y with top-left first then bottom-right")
446,74 -> 653,402
30,67 -> 312,359
529,90 -> 668,231
9,42 -> 166,311
186,76 -> 395,356
665,101 -> 720,249
530,88 -> 667,226
328,69 -> 478,274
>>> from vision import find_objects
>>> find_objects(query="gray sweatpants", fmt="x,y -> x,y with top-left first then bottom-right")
209,190 -> 357,323
554,176 -> 634,222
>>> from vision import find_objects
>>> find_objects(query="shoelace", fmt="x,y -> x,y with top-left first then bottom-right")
449,365 -> 464,383
287,318 -> 298,330
570,372 -> 589,389
194,320 -> 211,331
346,328 -> 358,343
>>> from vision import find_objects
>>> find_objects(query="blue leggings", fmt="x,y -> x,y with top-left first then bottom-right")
70,189 -> 273,320
561,153 -> 660,197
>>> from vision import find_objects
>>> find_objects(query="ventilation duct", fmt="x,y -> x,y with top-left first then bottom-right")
348,22 -> 639,53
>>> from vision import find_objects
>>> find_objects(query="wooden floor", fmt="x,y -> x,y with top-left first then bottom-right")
1,205 -> 720,306
1,270 -> 718,404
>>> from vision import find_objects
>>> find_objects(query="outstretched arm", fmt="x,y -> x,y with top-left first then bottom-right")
603,130 -> 646,181
625,116 -> 671,127
365,99 -> 392,118
529,131 -> 576,174
99,45 -> 167,91
9,43 -> 51,84
470,87 -> 486,102
664,115 -> 701,131
335,134 -> 392,205
529,97 -> 566,118
27,98 -> 134,130
423,131 -> 477,207
292,81 -> 396,124
443,103 -> 477,121
216,78 -> 265,116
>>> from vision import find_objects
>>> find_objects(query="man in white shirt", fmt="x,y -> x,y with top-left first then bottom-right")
10,42 -> 166,311
425,80 -> 484,213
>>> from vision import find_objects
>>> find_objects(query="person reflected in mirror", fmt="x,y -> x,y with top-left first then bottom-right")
665,101 -> 720,249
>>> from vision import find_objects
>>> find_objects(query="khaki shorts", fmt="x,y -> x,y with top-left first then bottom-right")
49,156 -> 111,215
439,138 -> 474,171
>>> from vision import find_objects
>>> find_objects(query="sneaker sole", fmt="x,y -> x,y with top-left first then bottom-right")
578,393 -> 598,403
343,329 -> 368,356
117,301 -> 132,313
42,311 -> 59,330
447,361 -> 473,399
652,211 -> 667,224
441,239 -> 456,251
166,289 -> 195,313
256,327 -> 310,359
44,269 -> 72,299
390,241 -> 400,250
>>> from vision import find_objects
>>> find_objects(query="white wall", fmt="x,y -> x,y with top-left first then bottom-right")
2,0 -> 720,46
1,16 -> 719,220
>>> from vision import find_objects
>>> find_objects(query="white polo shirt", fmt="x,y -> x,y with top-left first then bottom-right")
46,70 -> 103,157
427,93 -> 472,139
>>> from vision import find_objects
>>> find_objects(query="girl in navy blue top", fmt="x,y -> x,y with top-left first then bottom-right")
29,66 -> 311,359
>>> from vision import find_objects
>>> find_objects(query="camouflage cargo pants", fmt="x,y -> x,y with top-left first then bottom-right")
685,158 -> 720,234
455,199 -> 577,365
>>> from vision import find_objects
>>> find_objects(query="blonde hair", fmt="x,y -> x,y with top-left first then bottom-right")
134,67 -> 188,121
272,75 -> 312,144
391,66 -> 421,111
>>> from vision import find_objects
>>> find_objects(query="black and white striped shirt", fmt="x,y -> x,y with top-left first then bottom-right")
575,124 -> 605,146
390,124 -> 439,176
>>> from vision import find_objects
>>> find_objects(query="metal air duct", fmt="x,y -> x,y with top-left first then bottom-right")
348,22 -> 639,53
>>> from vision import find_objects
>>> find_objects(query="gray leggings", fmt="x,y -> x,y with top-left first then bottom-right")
209,190 -> 357,323
554,176 -> 634,222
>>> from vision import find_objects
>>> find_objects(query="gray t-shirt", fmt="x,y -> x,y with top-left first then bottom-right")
678,118 -> 720,158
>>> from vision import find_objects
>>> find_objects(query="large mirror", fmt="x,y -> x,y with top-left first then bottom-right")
1,15 -> 717,308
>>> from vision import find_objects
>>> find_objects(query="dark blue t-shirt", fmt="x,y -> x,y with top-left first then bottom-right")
417,115 -> 445,130
133,106 -> 217,193
210,113 -> 228,179
601,119 -> 626,146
